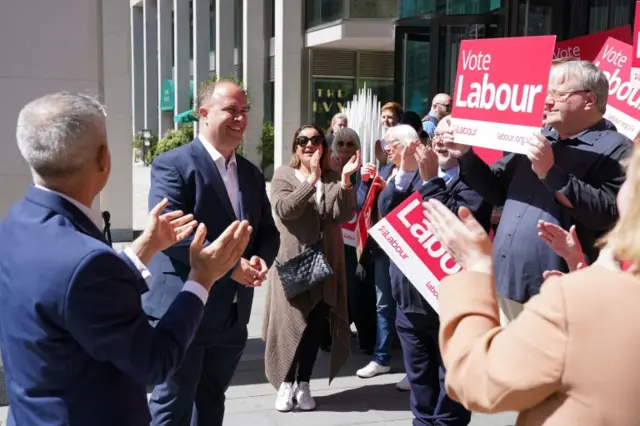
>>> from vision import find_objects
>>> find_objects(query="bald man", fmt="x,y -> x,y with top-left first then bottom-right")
422,93 -> 451,138
143,81 -> 280,426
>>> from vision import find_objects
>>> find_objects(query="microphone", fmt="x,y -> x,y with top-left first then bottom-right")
102,211 -> 113,247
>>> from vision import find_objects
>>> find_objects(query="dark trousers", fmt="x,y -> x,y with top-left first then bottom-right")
148,307 -> 248,426
396,308 -> 471,426
285,302 -> 328,383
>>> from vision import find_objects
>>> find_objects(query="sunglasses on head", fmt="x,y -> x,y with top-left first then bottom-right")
296,135 -> 323,146
337,140 -> 355,148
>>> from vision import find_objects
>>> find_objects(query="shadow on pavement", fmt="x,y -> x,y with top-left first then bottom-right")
313,382 -> 408,412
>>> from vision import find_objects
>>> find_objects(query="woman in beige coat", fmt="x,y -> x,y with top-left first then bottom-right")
423,140 -> 640,425
262,123 -> 360,412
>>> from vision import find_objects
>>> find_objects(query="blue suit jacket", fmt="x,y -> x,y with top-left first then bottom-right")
378,171 -> 493,315
143,138 -> 280,338
0,186 -> 204,426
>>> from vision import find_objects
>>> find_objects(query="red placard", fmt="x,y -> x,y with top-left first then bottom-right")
554,25 -> 631,62
368,192 -> 462,314
632,3 -> 640,85
341,211 -> 359,247
355,175 -> 386,260
593,37 -> 640,139
450,36 -> 556,155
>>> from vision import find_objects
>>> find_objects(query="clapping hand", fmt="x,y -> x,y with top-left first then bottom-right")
399,140 -> 421,173
306,150 -> 323,186
342,150 -> 361,177
423,199 -> 493,275
416,145 -> 439,181
537,221 -> 585,272
131,198 -> 198,264
188,221 -> 253,290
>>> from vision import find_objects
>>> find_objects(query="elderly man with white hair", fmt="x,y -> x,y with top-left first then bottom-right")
375,118 -> 492,426
0,92 -> 252,426
443,58 -> 632,324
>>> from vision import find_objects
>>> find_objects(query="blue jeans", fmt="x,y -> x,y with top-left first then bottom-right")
372,249 -> 395,366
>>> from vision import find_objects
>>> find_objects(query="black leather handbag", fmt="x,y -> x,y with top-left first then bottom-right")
276,210 -> 334,300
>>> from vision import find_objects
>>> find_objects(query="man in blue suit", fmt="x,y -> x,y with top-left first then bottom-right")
378,118 -> 493,426
144,81 -> 280,426
0,92 -> 253,426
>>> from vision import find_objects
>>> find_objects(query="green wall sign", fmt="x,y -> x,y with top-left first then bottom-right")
160,79 -> 196,111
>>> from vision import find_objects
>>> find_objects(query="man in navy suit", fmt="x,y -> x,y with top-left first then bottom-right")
144,81 -> 280,426
0,92 -> 253,426
378,118 -> 492,426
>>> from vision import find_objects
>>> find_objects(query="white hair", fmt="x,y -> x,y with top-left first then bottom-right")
549,59 -> 608,114
332,127 -> 361,151
16,92 -> 107,181
331,112 -> 348,126
385,124 -> 418,147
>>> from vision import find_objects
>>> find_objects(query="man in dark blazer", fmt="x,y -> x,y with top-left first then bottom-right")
144,81 -> 280,426
0,92 -> 252,426
378,119 -> 492,426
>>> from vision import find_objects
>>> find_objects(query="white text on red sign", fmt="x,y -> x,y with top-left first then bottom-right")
455,50 -> 544,113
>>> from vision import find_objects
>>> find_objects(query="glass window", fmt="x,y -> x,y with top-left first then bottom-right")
403,38 -> 431,116
263,81 -> 274,123
589,0 -> 633,33
311,78 -> 355,129
305,0 -> 344,29
399,0 -> 500,18
358,79 -> 394,107
518,1 -> 553,36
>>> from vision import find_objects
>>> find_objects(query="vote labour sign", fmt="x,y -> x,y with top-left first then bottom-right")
554,25 -> 631,62
355,175 -> 386,260
632,2 -> 640,86
368,192 -> 461,314
450,36 -> 556,155
593,37 -> 640,140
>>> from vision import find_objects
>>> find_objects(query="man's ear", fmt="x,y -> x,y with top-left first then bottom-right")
97,144 -> 109,172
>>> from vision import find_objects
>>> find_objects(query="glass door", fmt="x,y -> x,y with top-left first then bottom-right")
394,13 -> 501,115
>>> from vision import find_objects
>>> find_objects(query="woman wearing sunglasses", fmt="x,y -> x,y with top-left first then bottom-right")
263,124 -> 360,412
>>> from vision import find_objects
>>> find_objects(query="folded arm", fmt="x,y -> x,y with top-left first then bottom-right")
439,271 -> 567,413
65,251 -> 205,385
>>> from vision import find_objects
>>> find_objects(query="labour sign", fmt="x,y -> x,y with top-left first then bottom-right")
554,25 -> 631,62
450,36 -> 556,155
368,192 -> 462,314
632,3 -> 640,86
593,37 -> 640,139
341,212 -> 359,247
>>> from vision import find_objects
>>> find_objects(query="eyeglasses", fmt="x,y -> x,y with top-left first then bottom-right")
547,89 -> 591,102
296,135 -> 323,146
437,102 -> 451,109
337,140 -> 355,148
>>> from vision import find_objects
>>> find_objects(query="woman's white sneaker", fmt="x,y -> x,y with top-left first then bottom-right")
274,382 -> 295,412
356,361 -> 391,378
295,382 -> 317,411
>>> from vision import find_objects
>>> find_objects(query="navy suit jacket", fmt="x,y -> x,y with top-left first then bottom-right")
378,171 -> 493,315
143,138 -> 280,338
0,186 -> 204,426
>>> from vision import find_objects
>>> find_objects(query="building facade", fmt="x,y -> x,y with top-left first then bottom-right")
0,0 -> 133,240
130,0 -> 398,169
